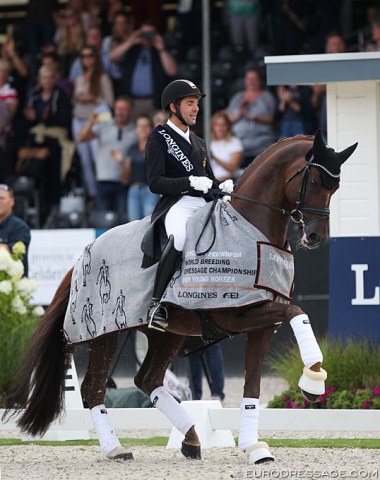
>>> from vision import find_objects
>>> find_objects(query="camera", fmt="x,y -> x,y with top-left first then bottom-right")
140,31 -> 156,41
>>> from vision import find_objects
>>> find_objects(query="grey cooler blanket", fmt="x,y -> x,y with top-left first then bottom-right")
64,201 -> 294,344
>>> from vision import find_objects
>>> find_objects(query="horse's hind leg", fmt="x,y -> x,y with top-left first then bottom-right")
81,332 -> 133,461
240,326 -> 276,465
134,329 -> 201,459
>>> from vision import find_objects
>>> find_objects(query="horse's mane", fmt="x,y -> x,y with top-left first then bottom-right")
236,135 -> 314,189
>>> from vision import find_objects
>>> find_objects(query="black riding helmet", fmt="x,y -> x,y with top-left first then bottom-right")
161,79 -> 206,126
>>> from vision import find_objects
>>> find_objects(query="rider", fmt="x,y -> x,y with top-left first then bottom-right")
145,79 -> 234,330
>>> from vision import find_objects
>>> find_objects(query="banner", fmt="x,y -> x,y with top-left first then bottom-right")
29,229 -> 96,305
328,237 -> 380,342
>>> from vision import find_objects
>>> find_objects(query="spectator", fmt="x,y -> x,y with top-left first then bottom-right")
112,114 -> 159,221
0,59 -> 18,181
0,184 -> 31,276
210,110 -> 243,181
101,11 -> 131,92
54,7 -> 85,77
188,343 -> 225,402
276,84 -> 317,137
77,96 -> 135,214
365,19 -> 380,51
23,0 -> 59,55
225,0 -> 260,55
109,21 -> 178,120
68,26 -> 105,83
19,65 -> 73,224
72,45 -> 114,207
152,109 -> 169,128
226,68 -> 276,168
41,52 -> 73,99
312,32 -> 346,140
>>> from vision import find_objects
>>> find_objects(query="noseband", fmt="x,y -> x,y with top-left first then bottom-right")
214,156 -> 331,228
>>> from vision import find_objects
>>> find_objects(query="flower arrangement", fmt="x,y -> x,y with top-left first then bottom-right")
0,242 -> 44,403
268,386 -> 380,409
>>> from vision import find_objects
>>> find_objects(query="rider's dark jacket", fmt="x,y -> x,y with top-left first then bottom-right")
142,122 -> 219,266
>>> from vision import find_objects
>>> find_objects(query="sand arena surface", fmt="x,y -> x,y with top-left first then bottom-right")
0,444 -> 378,480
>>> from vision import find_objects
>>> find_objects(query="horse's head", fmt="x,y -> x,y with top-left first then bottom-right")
285,130 -> 358,249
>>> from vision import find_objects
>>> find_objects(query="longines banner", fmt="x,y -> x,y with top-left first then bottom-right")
29,229 -> 96,305
328,237 -> 380,342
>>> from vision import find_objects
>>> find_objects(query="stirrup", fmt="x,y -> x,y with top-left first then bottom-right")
147,302 -> 168,332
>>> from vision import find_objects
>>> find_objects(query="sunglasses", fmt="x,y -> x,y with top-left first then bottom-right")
81,53 -> 94,58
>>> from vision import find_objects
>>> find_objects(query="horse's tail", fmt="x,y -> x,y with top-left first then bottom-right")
2,267 -> 73,437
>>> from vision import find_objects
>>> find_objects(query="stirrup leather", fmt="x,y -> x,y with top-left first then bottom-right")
147,302 -> 168,332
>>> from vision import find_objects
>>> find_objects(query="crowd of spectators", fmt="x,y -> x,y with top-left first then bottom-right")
0,0 -> 378,229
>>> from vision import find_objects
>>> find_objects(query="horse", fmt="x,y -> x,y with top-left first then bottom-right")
3,131 -> 357,465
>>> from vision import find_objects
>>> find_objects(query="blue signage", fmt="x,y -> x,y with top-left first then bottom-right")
328,237 -> 380,342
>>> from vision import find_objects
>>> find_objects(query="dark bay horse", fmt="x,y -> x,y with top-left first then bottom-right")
3,131 -> 357,465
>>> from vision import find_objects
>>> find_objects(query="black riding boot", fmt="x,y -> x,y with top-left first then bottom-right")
147,235 -> 181,331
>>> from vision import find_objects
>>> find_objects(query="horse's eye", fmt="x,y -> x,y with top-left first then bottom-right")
310,178 -> 320,187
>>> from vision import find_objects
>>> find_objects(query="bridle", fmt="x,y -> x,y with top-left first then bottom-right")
212,155 -> 333,229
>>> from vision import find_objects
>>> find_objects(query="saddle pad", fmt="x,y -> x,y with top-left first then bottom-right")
163,200 -> 294,309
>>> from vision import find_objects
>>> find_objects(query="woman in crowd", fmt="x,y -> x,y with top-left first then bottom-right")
21,65 -> 72,222
226,68 -> 276,168
112,114 -> 159,221
72,45 -> 114,207
55,7 -> 85,77
210,110 -> 243,181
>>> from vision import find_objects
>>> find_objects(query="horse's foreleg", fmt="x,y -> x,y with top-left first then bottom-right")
134,329 -> 201,459
240,326 -> 276,465
81,333 -> 133,461
285,307 -> 326,400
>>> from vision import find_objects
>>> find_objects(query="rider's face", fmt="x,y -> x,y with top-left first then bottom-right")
174,96 -> 200,126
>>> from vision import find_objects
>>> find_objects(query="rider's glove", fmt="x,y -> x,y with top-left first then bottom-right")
189,175 -> 213,194
219,179 -> 234,194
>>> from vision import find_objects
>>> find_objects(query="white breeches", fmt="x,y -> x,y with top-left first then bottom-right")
165,196 -> 206,251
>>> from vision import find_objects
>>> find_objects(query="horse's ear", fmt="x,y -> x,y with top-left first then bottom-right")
338,142 -> 358,165
312,129 -> 327,157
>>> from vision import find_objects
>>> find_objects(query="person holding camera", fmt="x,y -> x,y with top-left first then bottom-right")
0,184 -> 31,276
108,21 -> 178,121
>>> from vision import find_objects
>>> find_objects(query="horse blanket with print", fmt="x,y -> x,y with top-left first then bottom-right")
63,201 -> 294,344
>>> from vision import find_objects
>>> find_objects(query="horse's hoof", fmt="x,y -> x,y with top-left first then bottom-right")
107,446 -> 134,461
298,367 -> 327,397
300,389 -> 320,403
245,442 -> 274,465
181,441 -> 201,459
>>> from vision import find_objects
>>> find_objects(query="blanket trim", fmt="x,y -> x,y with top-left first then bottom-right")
254,241 -> 295,300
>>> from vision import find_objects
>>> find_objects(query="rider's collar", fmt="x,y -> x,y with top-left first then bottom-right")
167,119 -> 191,144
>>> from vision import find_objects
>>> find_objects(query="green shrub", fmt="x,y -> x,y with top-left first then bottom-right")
265,336 -> 380,390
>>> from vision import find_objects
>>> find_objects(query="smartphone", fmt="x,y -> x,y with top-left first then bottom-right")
97,111 -> 112,122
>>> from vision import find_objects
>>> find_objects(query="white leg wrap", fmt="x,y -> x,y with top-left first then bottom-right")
90,404 -> 121,457
290,314 -> 323,368
238,398 -> 259,451
150,386 -> 194,436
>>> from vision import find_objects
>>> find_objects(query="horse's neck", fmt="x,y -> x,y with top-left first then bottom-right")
232,159 -> 290,246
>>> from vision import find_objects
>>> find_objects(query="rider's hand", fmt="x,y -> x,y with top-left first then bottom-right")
219,179 -> 234,194
189,176 -> 213,194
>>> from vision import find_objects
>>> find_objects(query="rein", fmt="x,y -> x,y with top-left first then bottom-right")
195,160 -> 331,256
213,159 -> 331,227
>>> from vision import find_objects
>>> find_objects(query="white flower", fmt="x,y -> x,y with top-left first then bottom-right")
32,305 -> 45,316
7,259 -> 24,279
0,247 -> 12,271
16,277 -> 38,295
0,280 -> 12,294
12,241 -> 26,256
12,295 -> 27,314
